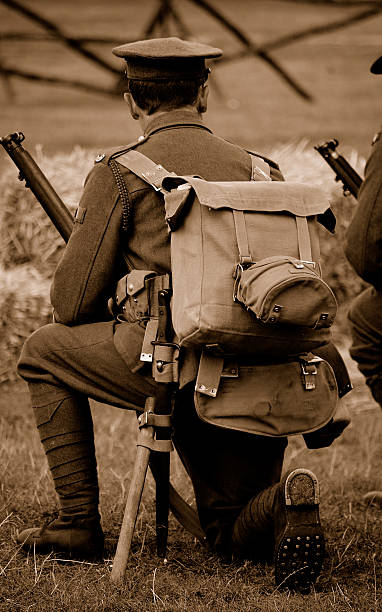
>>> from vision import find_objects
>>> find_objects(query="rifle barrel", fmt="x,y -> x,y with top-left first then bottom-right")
0,132 -> 73,242
314,139 -> 363,199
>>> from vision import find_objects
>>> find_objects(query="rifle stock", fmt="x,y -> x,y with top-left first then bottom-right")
314,138 -> 363,200
0,132 -> 73,242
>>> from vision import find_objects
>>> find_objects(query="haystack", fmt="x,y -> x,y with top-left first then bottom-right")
0,141 -> 367,383
0,146 -> 94,276
0,265 -> 52,383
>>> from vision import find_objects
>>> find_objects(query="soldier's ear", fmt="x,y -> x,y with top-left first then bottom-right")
124,92 -> 140,120
197,84 -> 209,114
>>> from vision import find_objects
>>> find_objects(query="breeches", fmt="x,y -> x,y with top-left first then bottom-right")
17,321 -> 287,552
348,287 -> 382,406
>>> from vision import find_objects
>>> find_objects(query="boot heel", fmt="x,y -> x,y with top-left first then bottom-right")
275,469 -> 325,594
285,468 -> 320,506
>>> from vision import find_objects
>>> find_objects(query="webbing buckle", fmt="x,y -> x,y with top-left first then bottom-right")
300,356 -> 322,390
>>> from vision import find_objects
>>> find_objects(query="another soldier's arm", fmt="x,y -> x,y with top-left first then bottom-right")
345,131 -> 382,289
51,162 -> 123,324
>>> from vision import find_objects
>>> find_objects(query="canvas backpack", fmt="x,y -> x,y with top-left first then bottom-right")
115,149 -> 337,361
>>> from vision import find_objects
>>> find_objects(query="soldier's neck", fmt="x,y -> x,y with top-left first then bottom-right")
138,104 -> 199,132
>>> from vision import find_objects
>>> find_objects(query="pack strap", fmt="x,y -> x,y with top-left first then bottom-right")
295,216 -> 313,263
233,210 -> 253,265
232,156 -> 271,265
116,150 -> 177,193
195,351 -> 224,397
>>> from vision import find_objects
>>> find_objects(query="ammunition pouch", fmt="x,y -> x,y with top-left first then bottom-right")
115,269 -> 170,324
114,270 -> 179,383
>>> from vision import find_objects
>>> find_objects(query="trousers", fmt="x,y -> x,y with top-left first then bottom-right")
17,320 -> 287,554
348,287 -> 382,407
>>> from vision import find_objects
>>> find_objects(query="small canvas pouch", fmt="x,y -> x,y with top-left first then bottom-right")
234,255 -> 337,329
194,354 -> 338,437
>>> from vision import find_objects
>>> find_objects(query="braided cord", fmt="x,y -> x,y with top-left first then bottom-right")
109,158 -> 131,233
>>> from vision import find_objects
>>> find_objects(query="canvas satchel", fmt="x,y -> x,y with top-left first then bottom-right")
194,353 -> 338,437
115,150 -> 337,360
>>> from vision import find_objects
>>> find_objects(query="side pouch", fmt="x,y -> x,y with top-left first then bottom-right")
194,355 -> 338,437
234,255 -> 337,329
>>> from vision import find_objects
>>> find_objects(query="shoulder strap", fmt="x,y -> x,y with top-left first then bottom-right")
93,135 -> 151,166
116,150 -> 177,193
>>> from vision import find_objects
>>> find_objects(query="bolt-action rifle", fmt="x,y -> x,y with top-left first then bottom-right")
314,138 -> 363,200
0,132 -> 74,239
0,131 -> 204,578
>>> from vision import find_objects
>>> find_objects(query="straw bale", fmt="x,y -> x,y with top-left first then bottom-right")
0,265 -> 52,383
0,146 -> 94,276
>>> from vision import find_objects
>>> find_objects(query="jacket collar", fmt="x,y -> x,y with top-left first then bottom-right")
143,109 -> 212,137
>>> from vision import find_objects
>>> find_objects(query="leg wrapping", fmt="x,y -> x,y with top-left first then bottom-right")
34,395 -> 99,515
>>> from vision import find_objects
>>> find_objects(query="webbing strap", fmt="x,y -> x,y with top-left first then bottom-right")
116,150 -> 176,193
295,216 -> 313,262
231,155 -> 271,265
141,318 -> 158,363
137,437 -> 174,453
195,351 -> 224,397
233,210 -> 253,265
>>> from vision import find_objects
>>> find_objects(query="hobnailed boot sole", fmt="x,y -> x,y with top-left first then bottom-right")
274,468 -> 325,594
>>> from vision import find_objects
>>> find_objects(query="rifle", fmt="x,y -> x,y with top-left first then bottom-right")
0,132 -> 74,239
0,131 -> 205,578
314,138 -> 363,200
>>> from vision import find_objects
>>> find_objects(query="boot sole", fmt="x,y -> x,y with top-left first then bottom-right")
274,468 -> 325,594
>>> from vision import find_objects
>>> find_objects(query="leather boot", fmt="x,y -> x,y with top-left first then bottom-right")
274,469 -> 325,593
17,395 -> 104,559
232,468 -> 325,593
17,513 -> 104,559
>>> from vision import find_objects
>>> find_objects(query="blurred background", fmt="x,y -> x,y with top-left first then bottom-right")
0,0 -> 381,160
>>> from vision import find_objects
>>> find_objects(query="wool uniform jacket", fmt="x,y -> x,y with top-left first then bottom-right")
345,128 -> 382,290
50,109 -> 283,384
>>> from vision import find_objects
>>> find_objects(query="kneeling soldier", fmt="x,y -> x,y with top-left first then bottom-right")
17,36 -> 333,592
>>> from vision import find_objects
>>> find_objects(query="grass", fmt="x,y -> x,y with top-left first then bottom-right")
1,349 -> 382,611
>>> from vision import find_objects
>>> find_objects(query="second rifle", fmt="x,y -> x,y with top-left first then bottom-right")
314,138 -> 363,200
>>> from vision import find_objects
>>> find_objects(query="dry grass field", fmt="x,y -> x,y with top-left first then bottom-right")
1,355 -> 382,611
1,1 -> 382,610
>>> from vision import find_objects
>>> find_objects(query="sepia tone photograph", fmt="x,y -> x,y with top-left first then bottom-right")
0,1 -> 381,610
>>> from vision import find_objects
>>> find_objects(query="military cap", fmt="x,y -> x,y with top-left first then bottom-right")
112,36 -> 222,81
370,55 -> 382,74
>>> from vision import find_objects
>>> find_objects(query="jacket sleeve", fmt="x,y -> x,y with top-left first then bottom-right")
50,161 -> 123,324
344,131 -> 382,290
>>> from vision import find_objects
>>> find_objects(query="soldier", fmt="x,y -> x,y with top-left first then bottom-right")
345,54 -> 382,505
16,37 -> 332,592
